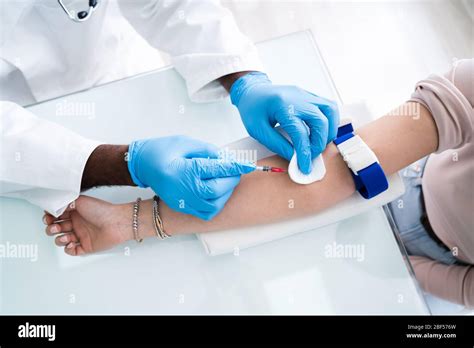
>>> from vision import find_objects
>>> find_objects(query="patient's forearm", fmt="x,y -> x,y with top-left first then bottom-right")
147,102 -> 437,236
160,144 -> 354,235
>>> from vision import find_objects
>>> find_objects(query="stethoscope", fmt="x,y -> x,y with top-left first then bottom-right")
57,0 -> 100,22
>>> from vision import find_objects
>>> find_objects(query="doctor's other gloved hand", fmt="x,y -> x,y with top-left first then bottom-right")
127,135 -> 255,220
231,72 -> 340,175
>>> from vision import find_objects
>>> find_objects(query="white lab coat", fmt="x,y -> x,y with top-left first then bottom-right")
0,0 -> 263,216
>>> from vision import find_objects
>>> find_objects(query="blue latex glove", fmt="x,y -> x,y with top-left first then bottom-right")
230,72 -> 340,174
127,135 -> 255,220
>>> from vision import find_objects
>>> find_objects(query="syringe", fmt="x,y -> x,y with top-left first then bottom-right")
254,165 -> 287,173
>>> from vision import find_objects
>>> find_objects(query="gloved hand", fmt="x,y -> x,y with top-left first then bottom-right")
230,72 -> 340,174
127,135 -> 255,220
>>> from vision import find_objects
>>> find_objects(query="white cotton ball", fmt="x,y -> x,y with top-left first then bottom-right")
288,152 -> 326,185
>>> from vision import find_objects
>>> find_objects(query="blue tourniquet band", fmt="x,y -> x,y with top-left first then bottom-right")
334,123 -> 388,199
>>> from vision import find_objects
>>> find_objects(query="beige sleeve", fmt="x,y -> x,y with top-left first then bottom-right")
409,255 -> 474,308
409,59 -> 473,153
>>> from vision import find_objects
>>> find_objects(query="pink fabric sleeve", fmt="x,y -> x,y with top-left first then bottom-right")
409,255 -> 474,308
409,59 -> 473,153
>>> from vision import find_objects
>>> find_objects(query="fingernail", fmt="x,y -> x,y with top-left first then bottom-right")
42,216 -> 48,225
60,235 -> 68,243
50,225 -> 59,233
67,242 -> 74,249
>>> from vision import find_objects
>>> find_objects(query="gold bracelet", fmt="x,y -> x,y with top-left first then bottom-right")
152,195 -> 170,240
132,197 -> 143,243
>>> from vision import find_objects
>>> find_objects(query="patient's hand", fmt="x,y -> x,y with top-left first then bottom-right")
43,196 -> 133,256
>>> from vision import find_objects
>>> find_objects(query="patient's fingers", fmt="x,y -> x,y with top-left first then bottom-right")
45,219 -> 73,235
55,232 -> 78,247
64,242 -> 85,256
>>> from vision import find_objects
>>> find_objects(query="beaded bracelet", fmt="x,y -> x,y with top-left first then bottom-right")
132,197 -> 143,243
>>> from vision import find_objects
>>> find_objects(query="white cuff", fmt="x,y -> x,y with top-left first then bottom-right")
174,52 -> 264,103
16,139 -> 103,217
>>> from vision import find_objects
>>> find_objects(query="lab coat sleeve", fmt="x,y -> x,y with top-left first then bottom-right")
117,0 -> 264,102
0,101 -> 103,217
